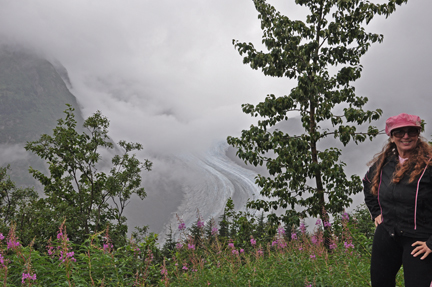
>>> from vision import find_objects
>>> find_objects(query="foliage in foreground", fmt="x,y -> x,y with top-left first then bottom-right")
1,106 -> 152,250
0,205 -> 405,286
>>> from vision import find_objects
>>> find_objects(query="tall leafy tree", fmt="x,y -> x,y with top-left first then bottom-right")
227,0 -> 407,231
25,105 -> 152,246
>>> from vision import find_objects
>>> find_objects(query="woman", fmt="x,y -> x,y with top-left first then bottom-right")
364,113 -> 432,287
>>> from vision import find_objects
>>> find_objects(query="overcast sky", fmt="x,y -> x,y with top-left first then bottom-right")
1,0 -> 431,227
1,0 -> 431,156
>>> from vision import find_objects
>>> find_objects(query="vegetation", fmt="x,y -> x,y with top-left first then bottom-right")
227,0 -> 408,236
0,203 -> 405,286
0,106 -> 152,250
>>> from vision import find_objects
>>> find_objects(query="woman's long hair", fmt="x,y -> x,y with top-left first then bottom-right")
368,137 -> 432,195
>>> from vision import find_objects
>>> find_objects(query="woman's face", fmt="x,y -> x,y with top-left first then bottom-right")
390,127 -> 420,157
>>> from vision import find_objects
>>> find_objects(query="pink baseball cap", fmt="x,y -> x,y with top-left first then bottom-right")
385,113 -> 421,136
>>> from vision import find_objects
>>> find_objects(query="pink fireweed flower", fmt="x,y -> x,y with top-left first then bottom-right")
176,243 -> 183,249
315,219 -> 322,226
278,227 -> 285,236
257,249 -> 264,256
21,273 -> 36,284
0,233 -> 4,240
324,221 -> 331,228
103,243 -> 113,253
232,249 -> 239,255
342,212 -> 349,221
278,241 -> 287,249
211,227 -> 218,235
300,222 -> 306,234
272,240 -> 278,247
0,253 -> 5,267
178,222 -> 186,231
240,249 -> 244,253
310,254 -> 316,260
250,238 -> 256,246
197,220 -> 205,228
344,242 -> 354,250
161,267 -> 168,276
188,244 -> 195,250
329,242 -> 337,250
291,233 -> 298,240
228,242 -> 235,249
7,240 -> 20,250
311,236 -> 318,245
182,265 -> 188,270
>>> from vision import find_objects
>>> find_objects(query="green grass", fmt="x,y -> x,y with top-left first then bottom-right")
0,214 -> 406,286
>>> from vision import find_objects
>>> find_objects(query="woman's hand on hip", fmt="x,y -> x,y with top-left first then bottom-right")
374,214 -> 382,227
411,241 -> 432,260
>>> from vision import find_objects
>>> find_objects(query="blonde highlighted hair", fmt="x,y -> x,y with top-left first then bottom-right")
368,137 -> 432,196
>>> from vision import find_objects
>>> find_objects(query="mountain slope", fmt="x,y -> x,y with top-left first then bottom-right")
0,46 -> 82,144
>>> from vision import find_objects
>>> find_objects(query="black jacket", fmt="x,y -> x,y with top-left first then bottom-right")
363,155 -> 432,249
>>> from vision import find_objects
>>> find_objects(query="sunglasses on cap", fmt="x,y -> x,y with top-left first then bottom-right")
391,127 -> 420,138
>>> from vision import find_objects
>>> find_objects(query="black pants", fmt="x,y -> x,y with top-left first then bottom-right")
371,224 -> 432,287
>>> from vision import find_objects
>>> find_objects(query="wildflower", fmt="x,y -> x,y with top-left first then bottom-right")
188,243 -> 195,250
299,247 -> 303,251
272,240 -> 278,247
300,222 -> 306,234
0,234 -> 4,240
344,242 -> 354,250
232,249 -> 239,255
291,233 -> 298,240
250,238 -> 256,246
240,249 -> 244,253
0,253 -> 5,267
176,242 -> 183,249
257,249 -> 263,256
161,267 -> 168,276
311,236 -> 318,245
329,242 -> 337,250
228,242 -> 234,249
21,273 -> 36,284
310,254 -> 316,260
182,265 -> 188,270
324,221 -> 331,228
211,227 -> 218,235
197,220 -> 205,228
7,240 -> 20,249
342,212 -> 349,221
178,222 -> 186,231
315,219 -> 322,226
103,243 -> 113,252
278,227 -> 285,236
279,241 -> 287,249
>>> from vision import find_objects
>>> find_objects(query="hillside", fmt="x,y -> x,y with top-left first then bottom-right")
0,46 -> 83,185
0,46 -> 82,144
